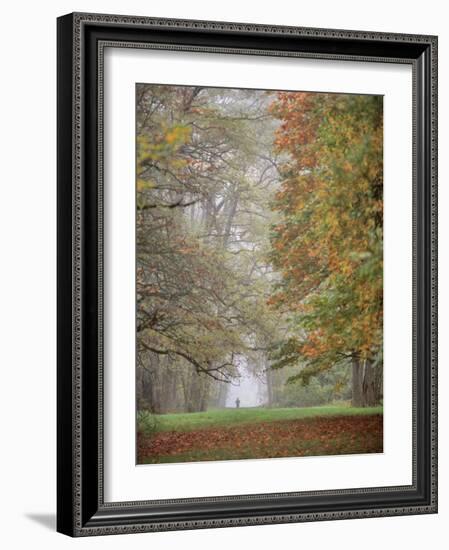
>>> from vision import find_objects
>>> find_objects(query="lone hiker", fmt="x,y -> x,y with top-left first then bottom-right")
235,397 -> 240,408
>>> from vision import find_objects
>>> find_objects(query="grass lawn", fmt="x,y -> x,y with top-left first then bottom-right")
137,406 -> 383,464
139,405 -> 383,433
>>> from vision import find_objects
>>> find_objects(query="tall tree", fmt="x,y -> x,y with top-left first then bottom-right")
268,92 -> 383,406
136,85 -> 282,412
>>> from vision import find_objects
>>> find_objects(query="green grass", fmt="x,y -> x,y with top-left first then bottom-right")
139,405 -> 383,434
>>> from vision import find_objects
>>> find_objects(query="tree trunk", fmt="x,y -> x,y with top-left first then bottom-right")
186,371 -> 200,412
222,193 -> 239,247
217,382 -> 228,408
351,358 -> 364,407
167,367 -> 178,411
374,363 -> 383,405
361,360 -> 377,407
352,358 -> 381,407
186,371 -> 210,412
265,367 -> 273,407
199,376 -> 210,411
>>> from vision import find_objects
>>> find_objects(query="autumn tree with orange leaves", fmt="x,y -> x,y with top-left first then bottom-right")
268,92 -> 383,407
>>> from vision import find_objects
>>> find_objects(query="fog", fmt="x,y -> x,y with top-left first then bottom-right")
225,357 -> 268,408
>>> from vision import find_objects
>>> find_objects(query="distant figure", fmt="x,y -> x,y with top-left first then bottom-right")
235,397 -> 240,409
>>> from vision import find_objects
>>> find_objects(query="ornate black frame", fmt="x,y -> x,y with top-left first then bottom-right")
57,12 -> 438,537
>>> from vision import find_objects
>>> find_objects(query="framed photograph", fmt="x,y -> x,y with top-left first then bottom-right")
57,12 -> 438,536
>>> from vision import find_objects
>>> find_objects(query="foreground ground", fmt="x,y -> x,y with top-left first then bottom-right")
137,406 -> 383,464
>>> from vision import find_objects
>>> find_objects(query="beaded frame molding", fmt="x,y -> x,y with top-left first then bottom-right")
57,12 -> 438,537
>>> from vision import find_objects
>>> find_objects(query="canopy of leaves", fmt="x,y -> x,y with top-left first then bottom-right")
136,85 -> 282,390
268,92 -> 383,380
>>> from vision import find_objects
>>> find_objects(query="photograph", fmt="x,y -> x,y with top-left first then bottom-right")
135,83 -> 384,465
54,8 -> 437,538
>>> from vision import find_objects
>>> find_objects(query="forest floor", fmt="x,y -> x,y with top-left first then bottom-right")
137,406 -> 383,464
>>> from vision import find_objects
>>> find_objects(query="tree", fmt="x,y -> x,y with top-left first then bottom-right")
268,92 -> 383,406
136,85 -> 283,412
